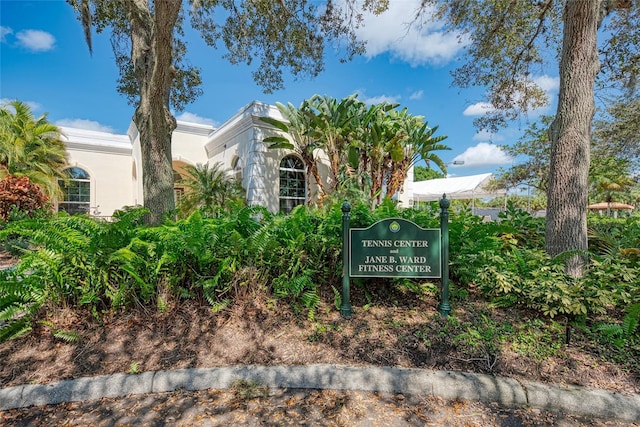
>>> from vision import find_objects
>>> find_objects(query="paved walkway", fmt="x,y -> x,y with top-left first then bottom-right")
1,365 -> 639,423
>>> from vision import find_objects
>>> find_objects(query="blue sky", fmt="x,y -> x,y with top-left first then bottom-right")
0,0 -> 560,175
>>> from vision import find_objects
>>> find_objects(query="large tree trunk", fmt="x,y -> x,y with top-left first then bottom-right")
126,0 -> 180,226
546,0 -> 600,277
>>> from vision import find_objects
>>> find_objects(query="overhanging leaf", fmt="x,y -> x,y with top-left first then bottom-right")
260,116 -> 289,132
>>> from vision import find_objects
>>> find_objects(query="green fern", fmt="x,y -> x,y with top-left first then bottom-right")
200,278 -> 219,306
0,264 -> 48,342
595,322 -> 624,337
211,298 -> 231,313
300,286 -> 320,310
623,303 -> 640,338
588,226 -> 619,257
39,320 -> 80,343
234,205 -> 272,237
332,286 -> 342,311
197,257 -> 238,306
301,289 -> 320,320
0,318 -> 32,342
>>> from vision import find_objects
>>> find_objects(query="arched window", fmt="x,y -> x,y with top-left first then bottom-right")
58,167 -> 90,214
279,155 -> 306,214
173,170 -> 184,203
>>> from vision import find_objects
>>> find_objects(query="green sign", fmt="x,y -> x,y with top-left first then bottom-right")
350,218 -> 441,278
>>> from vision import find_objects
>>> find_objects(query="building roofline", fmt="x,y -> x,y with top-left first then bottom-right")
60,126 -> 132,155
204,101 -> 285,156
175,120 -> 216,136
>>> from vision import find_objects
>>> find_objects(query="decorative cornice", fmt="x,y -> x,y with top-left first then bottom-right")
60,126 -> 132,155
60,102 -> 282,158
175,120 -> 216,136
125,120 -> 214,145
204,101 -> 286,157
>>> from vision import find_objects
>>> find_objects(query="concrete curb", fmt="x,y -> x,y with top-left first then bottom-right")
1,365 -> 638,422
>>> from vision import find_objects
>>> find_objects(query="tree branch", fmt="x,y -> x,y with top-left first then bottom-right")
512,0 -> 554,73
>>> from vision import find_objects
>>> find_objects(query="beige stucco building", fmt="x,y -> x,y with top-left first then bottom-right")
59,101 -> 412,218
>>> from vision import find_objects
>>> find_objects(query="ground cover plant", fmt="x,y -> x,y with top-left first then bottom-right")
0,200 -> 638,395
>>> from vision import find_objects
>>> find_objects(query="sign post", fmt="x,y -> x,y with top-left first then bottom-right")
437,194 -> 451,317
341,194 -> 451,318
340,200 -> 353,318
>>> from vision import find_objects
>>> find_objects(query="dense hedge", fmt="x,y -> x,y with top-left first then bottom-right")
1,200 -> 638,342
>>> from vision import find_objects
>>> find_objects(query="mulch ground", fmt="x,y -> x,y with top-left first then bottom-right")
1,388 -> 635,427
0,252 -> 638,425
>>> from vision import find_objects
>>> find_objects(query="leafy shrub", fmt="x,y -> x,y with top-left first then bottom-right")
497,202 -> 545,249
510,318 -> 564,361
452,313 -> 512,371
0,175 -> 50,221
0,207 -> 154,340
451,207 -> 639,318
588,216 -> 640,262
2,194 -> 638,343
248,205 -> 332,319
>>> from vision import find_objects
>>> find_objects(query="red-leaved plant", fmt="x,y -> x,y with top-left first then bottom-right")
0,175 -> 50,221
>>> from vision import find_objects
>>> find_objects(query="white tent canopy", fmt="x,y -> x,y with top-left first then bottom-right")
412,173 -> 506,202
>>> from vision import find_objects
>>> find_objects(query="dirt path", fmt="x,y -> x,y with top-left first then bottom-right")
0,270 -> 638,426
2,387 -> 636,427
1,296 -> 637,394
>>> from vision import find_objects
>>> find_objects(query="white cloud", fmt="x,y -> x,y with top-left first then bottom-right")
352,0 -> 467,65
409,90 -> 424,100
16,29 -> 55,52
27,101 -> 42,111
463,102 -> 496,117
354,89 -> 401,105
56,118 -> 115,133
453,142 -> 512,167
360,94 -> 401,105
175,111 -> 218,127
0,26 -> 12,42
533,75 -> 559,93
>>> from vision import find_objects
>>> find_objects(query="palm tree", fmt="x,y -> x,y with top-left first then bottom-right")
262,94 -> 449,208
176,162 -> 245,218
341,102 -> 449,205
0,100 -> 68,198
309,94 -> 362,191
261,100 -> 328,202
386,109 -> 449,199
348,101 -> 396,202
